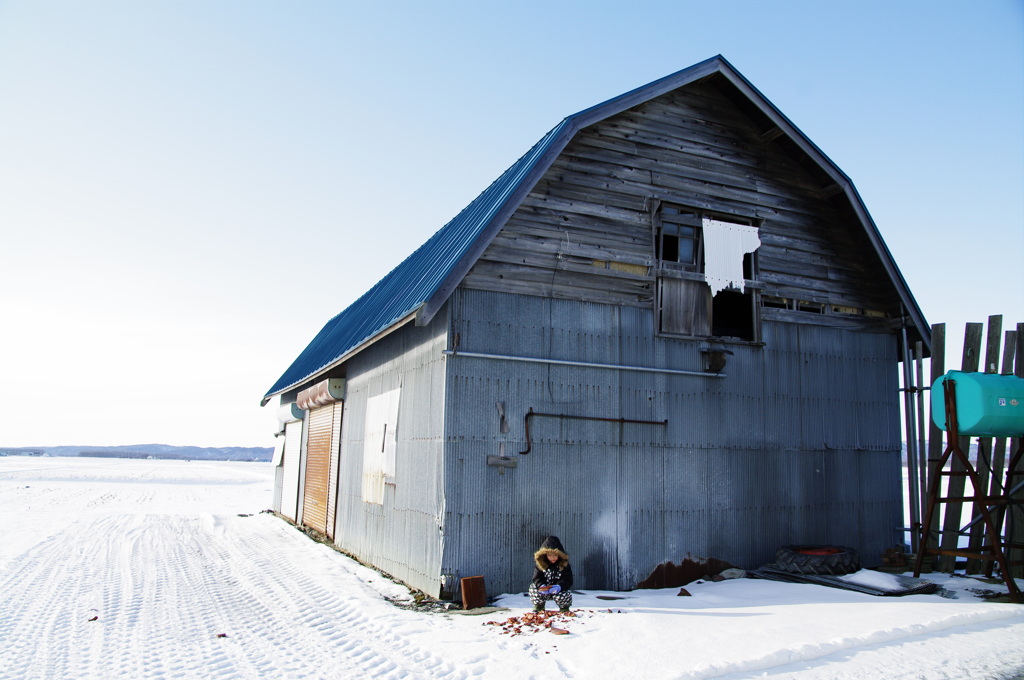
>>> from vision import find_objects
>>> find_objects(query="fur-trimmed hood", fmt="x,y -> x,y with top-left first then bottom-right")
533,535 -> 569,571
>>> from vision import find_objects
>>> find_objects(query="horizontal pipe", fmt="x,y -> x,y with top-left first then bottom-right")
520,407 -> 668,455
441,349 -> 725,378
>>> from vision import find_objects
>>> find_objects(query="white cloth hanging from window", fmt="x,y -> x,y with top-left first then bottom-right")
702,217 -> 761,296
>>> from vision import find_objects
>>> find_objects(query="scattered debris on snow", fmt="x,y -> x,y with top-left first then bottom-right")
483,609 -> 583,636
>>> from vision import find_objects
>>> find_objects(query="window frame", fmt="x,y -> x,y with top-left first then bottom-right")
653,202 -> 762,343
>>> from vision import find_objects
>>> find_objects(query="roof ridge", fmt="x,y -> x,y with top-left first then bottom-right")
263,56 -> 928,404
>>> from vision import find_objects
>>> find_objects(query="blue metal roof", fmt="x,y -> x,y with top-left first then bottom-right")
263,55 -> 929,404
261,120 -> 571,402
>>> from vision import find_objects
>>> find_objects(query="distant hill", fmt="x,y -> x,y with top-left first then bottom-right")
0,444 -> 272,462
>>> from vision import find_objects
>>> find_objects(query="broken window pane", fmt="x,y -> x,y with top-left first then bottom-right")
655,204 -> 760,342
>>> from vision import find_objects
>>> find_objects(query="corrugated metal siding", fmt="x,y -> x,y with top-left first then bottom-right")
329,315 -> 449,596
280,420 -> 303,521
440,289 -> 903,594
326,402 -> 342,539
303,405 -> 334,534
272,461 -> 284,514
761,322 -> 803,449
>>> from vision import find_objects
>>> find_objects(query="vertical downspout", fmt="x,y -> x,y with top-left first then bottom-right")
901,324 -> 921,553
914,340 -> 929,550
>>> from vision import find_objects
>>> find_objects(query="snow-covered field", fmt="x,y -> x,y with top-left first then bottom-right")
1,458 -> 1022,680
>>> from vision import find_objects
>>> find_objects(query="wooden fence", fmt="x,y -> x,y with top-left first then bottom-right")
902,315 -> 1023,577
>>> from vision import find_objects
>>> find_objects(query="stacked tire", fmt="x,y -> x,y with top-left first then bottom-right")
775,545 -> 860,575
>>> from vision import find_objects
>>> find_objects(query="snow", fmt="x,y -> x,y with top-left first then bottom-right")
2,458 -> 1022,680
838,569 -> 904,590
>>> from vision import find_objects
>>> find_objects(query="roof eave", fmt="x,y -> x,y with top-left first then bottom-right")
712,63 -> 931,353
417,120 -> 579,325
260,308 -> 421,406
417,56 -> 729,326
272,55 -> 932,402
420,54 -> 929,350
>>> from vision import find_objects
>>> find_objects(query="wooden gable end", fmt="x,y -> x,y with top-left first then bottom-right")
461,73 -> 900,328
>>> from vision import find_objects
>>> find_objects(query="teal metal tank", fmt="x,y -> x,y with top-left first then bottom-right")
931,370 -> 1024,437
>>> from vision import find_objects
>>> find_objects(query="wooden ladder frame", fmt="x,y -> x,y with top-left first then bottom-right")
913,378 -> 1023,602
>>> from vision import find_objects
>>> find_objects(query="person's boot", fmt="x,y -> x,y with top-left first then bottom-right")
533,603 -> 544,613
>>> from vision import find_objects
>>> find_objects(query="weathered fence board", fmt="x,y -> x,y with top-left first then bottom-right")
937,323 -> 983,571
915,317 -> 1024,579
925,323 -> 946,552
965,316 -> 1004,573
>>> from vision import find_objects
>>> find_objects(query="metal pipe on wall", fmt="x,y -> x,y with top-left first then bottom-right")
441,349 -> 726,379
914,340 -> 929,545
518,407 -> 668,455
901,326 -> 921,553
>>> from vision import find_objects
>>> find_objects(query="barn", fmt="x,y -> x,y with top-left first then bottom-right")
263,55 -> 930,598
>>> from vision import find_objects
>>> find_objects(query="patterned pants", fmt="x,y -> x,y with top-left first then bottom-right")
528,582 -> 573,610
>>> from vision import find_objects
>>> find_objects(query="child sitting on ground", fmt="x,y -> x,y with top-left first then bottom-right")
529,535 -> 573,612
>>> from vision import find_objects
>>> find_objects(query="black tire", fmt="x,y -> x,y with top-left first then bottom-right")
775,545 -> 860,575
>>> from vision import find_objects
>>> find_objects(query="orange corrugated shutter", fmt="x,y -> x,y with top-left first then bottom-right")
302,405 -> 333,535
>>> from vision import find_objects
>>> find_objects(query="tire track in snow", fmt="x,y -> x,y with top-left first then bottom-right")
187,515 -> 471,679
0,511 -> 474,680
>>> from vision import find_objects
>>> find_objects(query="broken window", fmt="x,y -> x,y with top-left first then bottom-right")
655,204 -> 761,341
657,206 -> 702,269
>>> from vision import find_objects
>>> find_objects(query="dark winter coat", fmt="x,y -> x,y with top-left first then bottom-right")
530,535 -> 573,590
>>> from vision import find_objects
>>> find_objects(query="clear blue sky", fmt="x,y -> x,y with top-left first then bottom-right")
1,1 -> 1021,447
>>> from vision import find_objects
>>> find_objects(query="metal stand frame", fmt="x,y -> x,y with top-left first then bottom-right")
913,379 -> 1023,602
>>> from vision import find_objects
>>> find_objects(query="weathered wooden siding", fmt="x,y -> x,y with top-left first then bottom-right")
440,289 -> 903,594
462,74 -> 898,323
